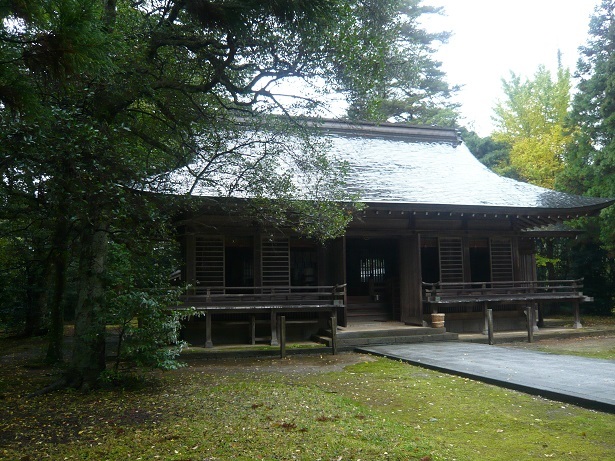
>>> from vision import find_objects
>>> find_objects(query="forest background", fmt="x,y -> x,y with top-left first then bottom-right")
0,0 -> 614,388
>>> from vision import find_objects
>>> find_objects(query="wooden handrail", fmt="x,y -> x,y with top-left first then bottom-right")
183,284 -> 346,307
423,278 -> 583,288
192,284 -> 346,294
422,279 -> 586,303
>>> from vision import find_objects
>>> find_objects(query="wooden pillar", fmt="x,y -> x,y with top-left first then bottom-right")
511,236 -> 521,281
487,308 -> 494,345
330,310 -> 337,355
328,237 -> 347,327
573,301 -> 582,329
250,315 -> 256,345
254,234 -> 262,291
185,232 -> 196,294
205,312 -> 213,348
279,316 -> 286,358
525,307 -> 534,343
462,236 -> 472,283
270,311 -> 279,346
399,234 -> 423,325
317,245 -> 327,287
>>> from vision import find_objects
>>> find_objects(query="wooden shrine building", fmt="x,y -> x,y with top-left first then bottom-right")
167,120 -> 613,346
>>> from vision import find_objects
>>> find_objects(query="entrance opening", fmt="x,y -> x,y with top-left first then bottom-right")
290,244 -> 318,286
469,238 -> 491,283
346,238 -> 399,322
225,237 -> 254,287
421,238 -> 440,283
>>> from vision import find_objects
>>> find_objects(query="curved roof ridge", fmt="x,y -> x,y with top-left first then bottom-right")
311,119 -> 462,145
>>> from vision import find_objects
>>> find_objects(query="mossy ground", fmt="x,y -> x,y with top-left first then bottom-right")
1,323 -> 614,461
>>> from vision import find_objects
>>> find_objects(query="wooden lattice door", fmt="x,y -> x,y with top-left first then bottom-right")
438,237 -> 464,283
490,238 -> 514,283
261,237 -> 290,288
195,235 -> 225,291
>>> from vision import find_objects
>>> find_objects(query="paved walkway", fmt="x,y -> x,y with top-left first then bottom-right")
357,342 -> 615,413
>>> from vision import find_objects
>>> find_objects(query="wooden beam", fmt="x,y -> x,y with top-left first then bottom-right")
270,311 -> 278,346
487,308 -> 494,345
279,316 -> 286,358
330,311 -> 338,355
573,301 -> 583,329
399,235 -> 423,324
205,312 -> 213,348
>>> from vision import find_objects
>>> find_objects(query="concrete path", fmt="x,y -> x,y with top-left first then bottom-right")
357,342 -> 615,413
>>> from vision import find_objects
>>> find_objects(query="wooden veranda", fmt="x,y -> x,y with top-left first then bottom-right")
422,279 -> 590,331
178,285 -> 346,350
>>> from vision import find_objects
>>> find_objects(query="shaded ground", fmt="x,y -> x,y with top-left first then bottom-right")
1,326 -> 614,460
0,336 -> 375,455
181,351 -> 376,375
500,333 -> 615,360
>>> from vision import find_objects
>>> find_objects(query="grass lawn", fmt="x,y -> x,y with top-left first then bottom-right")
502,316 -> 615,360
1,333 -> 614,461
503,334 -> 615,360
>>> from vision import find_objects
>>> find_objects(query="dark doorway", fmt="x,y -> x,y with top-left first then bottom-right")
346,238 -> 399,317
291,245 -> 318,286
469,238 -> 491,283
225,238 -> 254,287
420,238 -> 440,283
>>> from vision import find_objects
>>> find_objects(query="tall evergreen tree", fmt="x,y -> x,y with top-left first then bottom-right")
341,0 -> 459,125
558,0 -> 615,251
459,127 -> 511,173
555,0 -> 615,313
0,1 -> 456,388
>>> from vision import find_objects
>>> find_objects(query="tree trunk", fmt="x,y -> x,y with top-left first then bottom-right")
46,237 -> 68,364
68,221 -> 109,389
23,248 -> 53,337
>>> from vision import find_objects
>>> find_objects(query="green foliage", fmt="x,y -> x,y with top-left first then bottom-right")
0,0 -> 460,385
535,253 -> 559,269
4,0 -> 428,385
338,0 -> 459,125
2,353 -> 615,460
556,222 -> 615,315
555,0 -> 615,309
559,0 -> 615,253
105,240 -> 186,373
165,115 -> 359,241
0,234 -> 28,332
493,61 -> 572,188
458,127 -> 511,172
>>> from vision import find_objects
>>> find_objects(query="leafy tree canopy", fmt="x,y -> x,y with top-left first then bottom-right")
458,127 -> 511,174
558,0 -> 615,252
492,60 -> 572,188
340,0 -> 459,125
0,0 -> 456,387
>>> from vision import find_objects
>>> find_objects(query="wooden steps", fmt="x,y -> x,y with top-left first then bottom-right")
313,323 -> 458,348
346,302 -> 391,323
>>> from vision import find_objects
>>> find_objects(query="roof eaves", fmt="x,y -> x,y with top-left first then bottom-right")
358,199 -> 614,215
312,119 -> 462,146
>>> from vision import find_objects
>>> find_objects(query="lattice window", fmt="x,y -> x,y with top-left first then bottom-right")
360,257 -> 386,283
195,235 -> 225,288
261,237 -> 290,287
439,237 -> 464,283
490,238 -> 514,282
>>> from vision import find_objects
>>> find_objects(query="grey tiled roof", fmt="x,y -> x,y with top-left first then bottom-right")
333,134 -> 608,210
158,120 -> 612,215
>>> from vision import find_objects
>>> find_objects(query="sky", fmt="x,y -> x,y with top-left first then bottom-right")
421,0 -> 600,136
